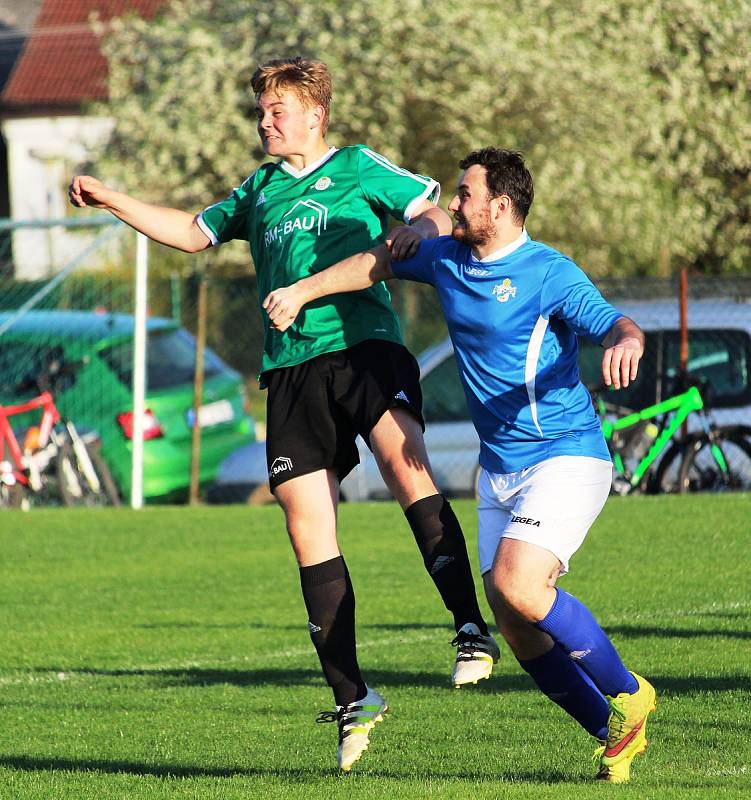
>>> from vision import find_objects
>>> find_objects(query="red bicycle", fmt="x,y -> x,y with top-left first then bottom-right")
0,375 -> 120,509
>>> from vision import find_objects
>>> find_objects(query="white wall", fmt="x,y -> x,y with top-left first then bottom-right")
2,115 -> 114,279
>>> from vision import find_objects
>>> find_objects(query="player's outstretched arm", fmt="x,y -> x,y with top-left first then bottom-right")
263,245 -> 393,332
601,315 -> 644,389
263,200 -> 449,332
68,175 -> 210,253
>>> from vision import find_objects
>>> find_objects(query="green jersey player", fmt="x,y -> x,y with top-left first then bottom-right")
199,143 -> 431,378
69,56 -> 497,772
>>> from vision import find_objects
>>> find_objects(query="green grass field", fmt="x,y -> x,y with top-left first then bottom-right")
1,495 -> 749,799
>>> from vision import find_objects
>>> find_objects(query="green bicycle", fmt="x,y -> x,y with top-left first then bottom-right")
592,382 -> 751,494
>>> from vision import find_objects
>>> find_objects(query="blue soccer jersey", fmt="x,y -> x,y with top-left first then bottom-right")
392,231 -> 622,473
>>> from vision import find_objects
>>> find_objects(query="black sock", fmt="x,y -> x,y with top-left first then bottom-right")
405,494 -> 488,635
299,556 -> 366,708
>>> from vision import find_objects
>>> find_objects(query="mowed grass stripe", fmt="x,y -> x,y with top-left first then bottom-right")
0,494 -> 749,799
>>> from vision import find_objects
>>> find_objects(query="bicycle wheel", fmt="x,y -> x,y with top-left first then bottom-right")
677,427 -> 751,492
56,440 -> 121,507
651,438 -> 692,494
0,480 -> 25,509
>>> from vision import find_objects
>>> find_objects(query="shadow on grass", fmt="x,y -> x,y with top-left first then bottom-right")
0,754 -> 323,780
25,664 -> 751,696
27,665 -> 528,693
608,624 -> 751,640
646,674 -> 751,696
135,621 -> 452,632
133,619 -> 751,640
0,754 -> 574,783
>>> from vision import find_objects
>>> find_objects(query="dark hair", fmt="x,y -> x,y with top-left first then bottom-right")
459,148 -> 534,224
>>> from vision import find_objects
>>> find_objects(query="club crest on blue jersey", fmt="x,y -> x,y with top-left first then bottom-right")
492,278 -> 517,303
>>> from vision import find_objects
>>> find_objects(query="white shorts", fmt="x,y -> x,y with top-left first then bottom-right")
477,455 -> 612,576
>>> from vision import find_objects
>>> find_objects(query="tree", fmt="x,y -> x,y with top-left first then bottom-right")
92,0 -> 751,276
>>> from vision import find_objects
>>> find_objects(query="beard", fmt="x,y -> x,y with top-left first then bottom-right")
451,208 -> 495,247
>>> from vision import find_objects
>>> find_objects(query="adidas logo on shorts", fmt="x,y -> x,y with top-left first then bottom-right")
394,390 -> 409,403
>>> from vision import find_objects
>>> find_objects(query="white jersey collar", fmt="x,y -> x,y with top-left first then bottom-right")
474,228 -> 529,263
279,147 -> 338,179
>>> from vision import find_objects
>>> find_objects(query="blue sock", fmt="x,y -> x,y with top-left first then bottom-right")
535,588 -> 638,697
518,645 -> 609,739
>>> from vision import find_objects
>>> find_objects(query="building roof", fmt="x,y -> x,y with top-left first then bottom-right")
1,0 -> 167,114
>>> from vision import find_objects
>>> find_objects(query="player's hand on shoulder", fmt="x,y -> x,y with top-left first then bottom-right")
602,337 -> 643,389
263,286 -> 303,332
68,176 -> 110,209
386,225 -> 422,261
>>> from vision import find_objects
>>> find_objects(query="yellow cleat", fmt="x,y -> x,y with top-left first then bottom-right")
593,740 -> 648,784
595,672 -> 656,783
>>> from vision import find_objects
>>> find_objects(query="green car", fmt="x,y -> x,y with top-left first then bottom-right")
0,310 -> 255,502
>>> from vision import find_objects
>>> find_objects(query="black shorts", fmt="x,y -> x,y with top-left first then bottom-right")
264,339 -> 424,490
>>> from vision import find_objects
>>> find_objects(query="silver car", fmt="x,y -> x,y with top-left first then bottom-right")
208,338 -> 479,504
209,298 -> 751,503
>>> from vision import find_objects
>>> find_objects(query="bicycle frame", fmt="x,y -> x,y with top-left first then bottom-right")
600,385 -> 710,489
1,376 -> 119,507
0,391 -> 60,488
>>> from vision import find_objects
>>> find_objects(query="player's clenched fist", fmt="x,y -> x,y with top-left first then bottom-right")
386,225 -> 423,261
263,285 -> 305,332
68,175 -> 111,209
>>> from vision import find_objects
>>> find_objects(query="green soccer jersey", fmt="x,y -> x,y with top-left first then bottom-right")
198,144 -> 438,381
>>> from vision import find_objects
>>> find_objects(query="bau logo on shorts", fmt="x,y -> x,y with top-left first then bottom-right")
269,456 -> 293,478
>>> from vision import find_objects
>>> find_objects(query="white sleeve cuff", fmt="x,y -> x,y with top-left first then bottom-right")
196,213 -> 218,246
403,179 -> 440,223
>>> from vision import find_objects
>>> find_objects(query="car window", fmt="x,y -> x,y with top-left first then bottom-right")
577,334 -> 658,410
421,355 -> 471,422
580,328 -> 751,410
663,329 -> 751,408
0,342 -> 64,395
100,328 -> 228,391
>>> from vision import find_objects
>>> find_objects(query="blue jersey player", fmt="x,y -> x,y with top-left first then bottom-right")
263,147 -> 657,784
